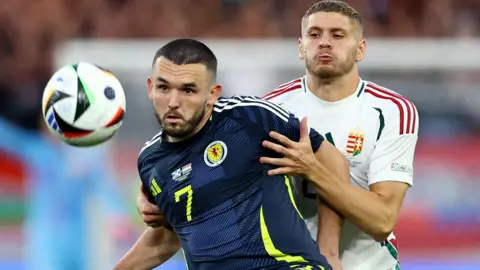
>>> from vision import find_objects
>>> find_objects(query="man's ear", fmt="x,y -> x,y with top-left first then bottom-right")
207,84 -> 222,106
147,77 -> 153,100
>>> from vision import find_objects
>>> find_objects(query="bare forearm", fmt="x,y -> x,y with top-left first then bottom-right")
310,143 -> 394,242
316,197 -> 343,257
113,227 -> 180,270
312,174 -> 393,241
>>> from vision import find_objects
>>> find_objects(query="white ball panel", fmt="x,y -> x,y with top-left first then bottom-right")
42,65 -> 78,115
52,97 -> 77,124
74,104 -> 108,130
56,66 -> 80,97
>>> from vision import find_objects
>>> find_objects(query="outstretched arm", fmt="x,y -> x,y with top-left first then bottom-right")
305,106 -> 417,242
317,196 -> 344,270
113,227 -> 180,270
262,115 -> 416,242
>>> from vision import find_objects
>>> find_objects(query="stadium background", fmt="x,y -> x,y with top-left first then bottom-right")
1,0 -> 480,269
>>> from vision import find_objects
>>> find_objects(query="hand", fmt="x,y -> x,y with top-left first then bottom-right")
137,184 -> 168,228
259,117 -> 318,178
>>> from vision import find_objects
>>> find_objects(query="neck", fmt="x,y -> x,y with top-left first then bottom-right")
165,107 -> 213,143
306,67 -> 360,102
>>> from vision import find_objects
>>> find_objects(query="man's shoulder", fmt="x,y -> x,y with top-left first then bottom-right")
362,80 -> 419,136
362,81 -> 417,112
137,130 -> 163,167
214,95 -> 291,122
262,77 -> 305,103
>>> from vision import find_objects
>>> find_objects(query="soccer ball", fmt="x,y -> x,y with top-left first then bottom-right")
42,62 -> 126,146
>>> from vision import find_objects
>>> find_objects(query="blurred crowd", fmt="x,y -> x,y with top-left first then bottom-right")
1,0 -> 480,130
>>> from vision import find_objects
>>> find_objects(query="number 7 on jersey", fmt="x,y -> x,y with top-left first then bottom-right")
175,185 -> 193,221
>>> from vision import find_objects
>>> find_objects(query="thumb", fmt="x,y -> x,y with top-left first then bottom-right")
299,117 -> 310,142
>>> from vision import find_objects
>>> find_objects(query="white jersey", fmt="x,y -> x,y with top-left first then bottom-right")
263,76 -> 419,270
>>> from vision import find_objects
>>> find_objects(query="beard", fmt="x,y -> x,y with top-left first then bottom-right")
306,49 -> 357,79
154,102 -> 207,140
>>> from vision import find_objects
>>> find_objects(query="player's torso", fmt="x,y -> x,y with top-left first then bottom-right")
139,97 -> 329,270
143,115 -> 265,251
267,79 -> 400,270
275,79 -> 379,189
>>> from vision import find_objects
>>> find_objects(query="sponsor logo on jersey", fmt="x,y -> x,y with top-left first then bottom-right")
391,162 -> 413,175
346,127 -> 364,156
172,163 -> 192,181
204,141 -> 228,167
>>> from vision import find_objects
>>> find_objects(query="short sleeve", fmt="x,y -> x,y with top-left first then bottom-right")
218,96 -> 324,152
138,160 -> 157,205
246,96 -> 324,152
277,113 -> 324,153
368,110 -> 419,186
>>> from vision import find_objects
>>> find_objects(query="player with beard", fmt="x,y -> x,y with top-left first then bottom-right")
261,1 -> 419,270
112,38 -> 351,270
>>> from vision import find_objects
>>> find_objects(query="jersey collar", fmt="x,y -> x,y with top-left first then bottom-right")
355,78 -> 366,98
302,76 -> 366,98
160,114 -> 213,150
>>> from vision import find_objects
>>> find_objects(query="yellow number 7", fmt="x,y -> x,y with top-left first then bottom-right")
174,185 -> 193,221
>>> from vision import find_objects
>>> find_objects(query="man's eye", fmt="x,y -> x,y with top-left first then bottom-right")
157,85 -> 168,91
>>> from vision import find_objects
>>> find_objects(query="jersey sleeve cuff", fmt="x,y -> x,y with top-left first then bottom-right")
310,133 -> 324,153
368,173 -> 413,187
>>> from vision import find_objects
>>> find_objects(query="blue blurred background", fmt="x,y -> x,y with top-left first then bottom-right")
1,0 -> 480,269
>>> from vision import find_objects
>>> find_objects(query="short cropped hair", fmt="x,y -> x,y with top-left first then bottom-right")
303,1 -> 363,36
152,38 -> 218,79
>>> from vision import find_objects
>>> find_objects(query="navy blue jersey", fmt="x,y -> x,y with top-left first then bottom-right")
138,96 -> 331,270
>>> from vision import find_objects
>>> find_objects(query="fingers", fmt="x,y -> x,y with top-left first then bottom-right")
142,213 -> 161,224
262,140 -> 289,155
269,131 -> 295,148
299,117 -> 310,142
146,222 -> 163,228
136,187 -> 167,227
139,199 -> 167,227
267,167 -> 293,176
139,201 -> 161,215
143,213 -> 167,226
136,193 -> 162,215
259,157 -> 294,167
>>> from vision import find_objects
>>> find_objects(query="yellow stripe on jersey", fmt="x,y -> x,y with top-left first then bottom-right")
151,178 -> 162,196
291,266 -> 313,270
290,265 -> 325,270
284,175 -> 304,219
260,206 -> 308,264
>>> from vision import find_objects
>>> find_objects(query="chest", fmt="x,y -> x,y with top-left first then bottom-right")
284,97 -> 381,178
145,122 -> 266,223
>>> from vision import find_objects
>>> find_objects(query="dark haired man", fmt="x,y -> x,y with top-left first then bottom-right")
113,38 -> 349,270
